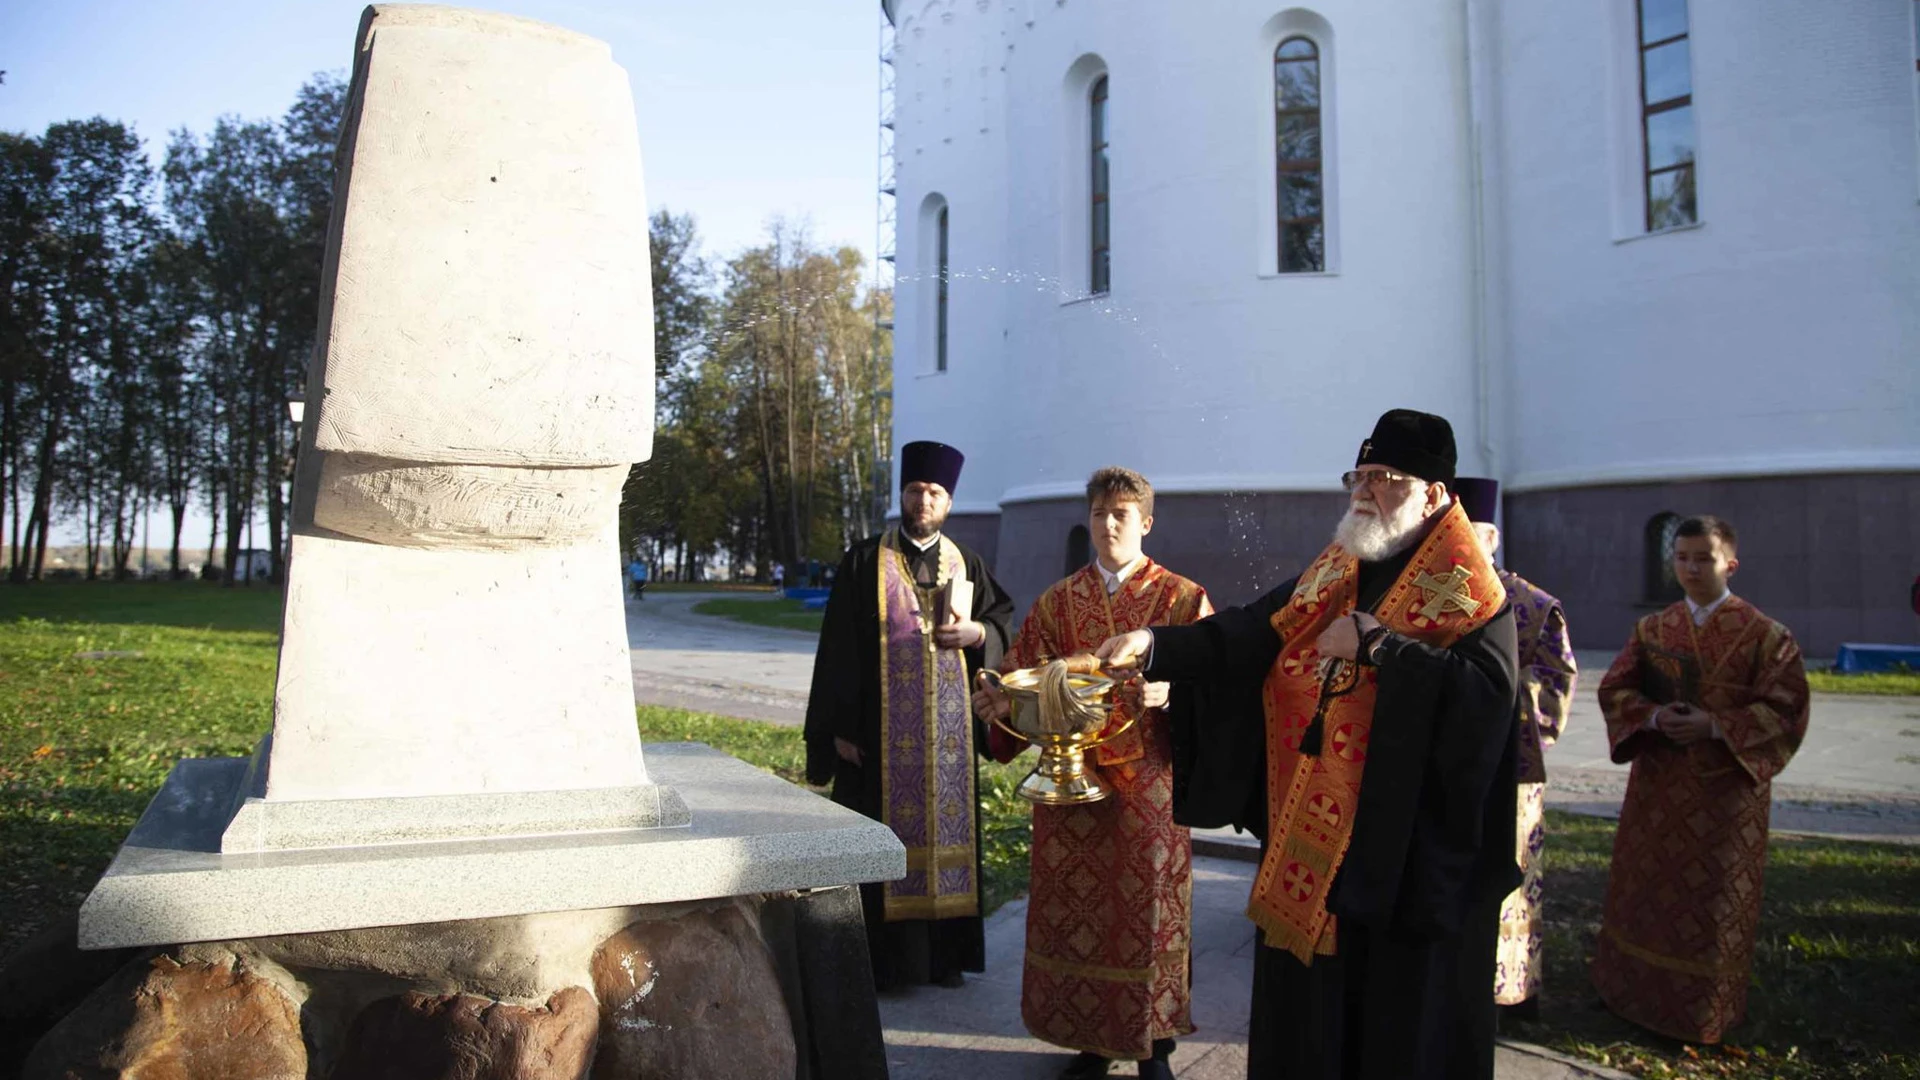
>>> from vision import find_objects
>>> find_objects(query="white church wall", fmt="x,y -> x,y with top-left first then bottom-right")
893,0 -> 1494,518
1494,0 -> 1920,492
893,0 -> 1015,517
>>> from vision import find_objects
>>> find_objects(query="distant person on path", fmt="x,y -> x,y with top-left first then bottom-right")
1455,478 -> 1577,1020
771,561 -> 785,591
1593,515 -> 1809,1044
803,440 -> 1016,990
973,467 -> 1211,1080
626,556 -> 648,600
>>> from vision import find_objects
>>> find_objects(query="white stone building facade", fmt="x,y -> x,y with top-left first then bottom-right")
885,0 -> 1920,654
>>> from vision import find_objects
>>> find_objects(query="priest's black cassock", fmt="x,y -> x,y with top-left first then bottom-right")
803,532 -> 1015,989
1159,537 -> 1520,1080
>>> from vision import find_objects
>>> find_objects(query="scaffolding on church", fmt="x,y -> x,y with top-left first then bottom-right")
869,1 -> 898,528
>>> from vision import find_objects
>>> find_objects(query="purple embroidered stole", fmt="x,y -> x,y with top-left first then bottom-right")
878,530 -> 980,920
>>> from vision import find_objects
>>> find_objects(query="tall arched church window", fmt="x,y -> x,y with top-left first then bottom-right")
1065,524 -> 1091,578
936,205 -> 950,372
1643,512 -> 1684,604
1090,75 -> 1111,295
1274,37 -> 1324,272
1638,0 -> 1696,230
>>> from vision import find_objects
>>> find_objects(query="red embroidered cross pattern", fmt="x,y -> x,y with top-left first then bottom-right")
1306,793 -> 1341,829
1331,723 -> 1369,762
1282,862 -> 1316,902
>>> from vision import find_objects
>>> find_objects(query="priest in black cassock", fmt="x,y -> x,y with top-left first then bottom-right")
1097,409 -> 1520,1080
804,440 -> 1015,990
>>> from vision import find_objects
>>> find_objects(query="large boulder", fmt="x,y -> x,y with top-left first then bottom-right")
589,903 -> 795,1080
23,951 -> 306,1080
329,986 -> 598,1080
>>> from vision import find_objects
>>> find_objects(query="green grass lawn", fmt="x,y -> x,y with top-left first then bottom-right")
1807,669 -> 1920,696
2,583 -> 1916,1079
0,583 -> 284,959
1514,811 -> 1920,1080
690,596 -> 825,634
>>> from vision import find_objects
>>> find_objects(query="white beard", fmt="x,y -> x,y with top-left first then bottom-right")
1333,495 -> 1430,562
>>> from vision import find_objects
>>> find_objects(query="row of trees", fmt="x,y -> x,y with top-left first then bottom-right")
1,75 -> 344,583
2,75 -> 892,586
623,214 -> 893,582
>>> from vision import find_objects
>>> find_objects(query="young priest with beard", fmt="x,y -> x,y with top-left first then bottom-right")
804,440 -> 1017,990
1096,409 -> 1521,1080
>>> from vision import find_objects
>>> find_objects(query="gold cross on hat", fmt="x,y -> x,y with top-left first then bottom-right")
1359,439 -> 1373,460
1412,566 -> 1483,621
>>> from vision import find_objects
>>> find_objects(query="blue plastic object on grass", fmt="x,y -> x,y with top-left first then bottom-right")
1832,643 -> 1920,674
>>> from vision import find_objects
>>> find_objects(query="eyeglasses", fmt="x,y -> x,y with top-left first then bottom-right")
1340,469 -> 1422,493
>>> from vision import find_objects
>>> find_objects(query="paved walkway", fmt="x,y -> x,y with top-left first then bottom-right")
625,588 -> 813,724
876,853 -> 1628,1079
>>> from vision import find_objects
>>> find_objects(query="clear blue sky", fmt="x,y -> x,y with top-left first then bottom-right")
2,0 -> 882,551
1,0 -> 881,261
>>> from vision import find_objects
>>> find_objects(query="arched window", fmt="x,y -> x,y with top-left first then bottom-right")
1638,0 -> 1697,230
1643,512 -> 1684,603
1275,37 -> 1324,273
936,205 -> 950,372
1089,75 -> 1111,295
1065,524 -> 1091,577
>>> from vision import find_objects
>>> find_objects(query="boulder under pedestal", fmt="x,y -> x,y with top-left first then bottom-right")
37,745 -> 897,1080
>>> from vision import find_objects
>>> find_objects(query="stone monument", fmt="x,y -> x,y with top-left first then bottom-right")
24,8 -> 902,1078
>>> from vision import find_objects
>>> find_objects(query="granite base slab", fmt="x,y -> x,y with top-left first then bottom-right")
222,762 -> 690,852
77,743 -> 905,949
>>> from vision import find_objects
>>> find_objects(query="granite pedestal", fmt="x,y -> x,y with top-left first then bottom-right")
40,744 -> 902,1079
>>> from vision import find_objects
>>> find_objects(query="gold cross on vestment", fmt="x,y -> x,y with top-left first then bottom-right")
1304,558 -> 1345,600
1413,566 -> 1483,621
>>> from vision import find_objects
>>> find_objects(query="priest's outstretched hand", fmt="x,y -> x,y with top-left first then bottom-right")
1095,629 -> 1153,672
972,671 -> 1012,723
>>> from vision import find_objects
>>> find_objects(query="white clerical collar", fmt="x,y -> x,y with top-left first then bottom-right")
907,531 -> 942,553
1096,555 -> 1146,595
1685,590 -> 1733,626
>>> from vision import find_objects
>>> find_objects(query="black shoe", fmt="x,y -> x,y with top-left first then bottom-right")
1058,1052 -> 1111,1079
1135,1038 -> 1175,1079
934,970 -> 965,989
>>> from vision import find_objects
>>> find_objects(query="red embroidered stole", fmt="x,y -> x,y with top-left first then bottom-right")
878,529 -> 979,920
1249,502 -> 1505,962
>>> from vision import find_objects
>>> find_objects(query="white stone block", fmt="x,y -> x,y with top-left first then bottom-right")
313,5 -> 654,466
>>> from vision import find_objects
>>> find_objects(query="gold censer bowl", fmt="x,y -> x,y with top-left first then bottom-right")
981,661 -> 1134,805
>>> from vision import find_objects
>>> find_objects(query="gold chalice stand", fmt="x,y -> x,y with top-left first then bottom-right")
980,660 -> 1134,805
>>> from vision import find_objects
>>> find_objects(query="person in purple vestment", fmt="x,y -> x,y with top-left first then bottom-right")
803,441 -> 1016,990
1454,478 -> 1577,1019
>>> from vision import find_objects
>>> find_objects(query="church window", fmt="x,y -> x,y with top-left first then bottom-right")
1090,75 -> 1111,294
1637,0 -> 1696,230
936,205 -> 950,372
1643,512 -> 1684,604
1274,36 -> 1324,272
1065,524 -> 1091,577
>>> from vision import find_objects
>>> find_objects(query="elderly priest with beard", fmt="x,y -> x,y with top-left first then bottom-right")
1097,409 -> 1520,1080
